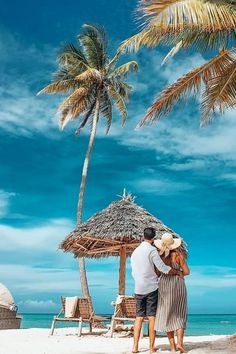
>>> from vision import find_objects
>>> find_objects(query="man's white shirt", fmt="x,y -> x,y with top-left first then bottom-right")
131,241 -> 171,295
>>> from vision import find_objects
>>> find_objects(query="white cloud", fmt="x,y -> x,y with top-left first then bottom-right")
186,266 -> 236,289
0,264 -> 80,294
0,218 -> 73,251
131,177 -> 193,194
0,26 -> 59,136
0,263 -> 120,296
0,190 -> 15,218
0,83 -> 59,136
160,52 -> 206,84
118,111 -> 236,160
164,159 -> 207,171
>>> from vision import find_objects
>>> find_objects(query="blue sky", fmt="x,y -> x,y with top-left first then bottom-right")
0,0 -> 236,314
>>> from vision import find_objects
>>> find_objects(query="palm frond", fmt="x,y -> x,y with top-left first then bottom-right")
75,68 -> 102,84
161,40 -> 183,65
201,53 -> 236,124
78,24 -> 108,69
119,27 -> 161,53
140,48 -> 234,126
108,86 -> 127,125
108,78 -> 132,102
121,24 -> 236,54
58,87 -> 89,114
60,92 -> 93,130
114,79 -> 133,99
100,90 -> 113,133
59,107 -> 71,130
120,0 -> 236,54
161,27 -> 236,53
70,94 -> 94,118
58,43 -> 90,73
37,79 -> 78,95
83,23 -> 108,52
106,50 -> 122,72
58,43 -> 87,63
53,67 -> 73,82
138,0 -> 236,32
112,61 -> 139,76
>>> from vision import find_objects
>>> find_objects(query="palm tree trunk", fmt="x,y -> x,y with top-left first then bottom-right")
78,257 -> 90,298
77,94 -> 100,298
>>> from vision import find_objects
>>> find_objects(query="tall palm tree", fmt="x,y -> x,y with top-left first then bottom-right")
38,24 -> 138,299
120,0 -> 236,126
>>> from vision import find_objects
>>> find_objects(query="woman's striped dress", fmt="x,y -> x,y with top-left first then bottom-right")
155,263 -> 187,332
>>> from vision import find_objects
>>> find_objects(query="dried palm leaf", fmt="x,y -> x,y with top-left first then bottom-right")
161,27 -> 236,53
58,87 -> 89,113
139,0 -> 236,32
119,26 -> 162,53
100,90 -> 113,133
161,40 -> 183,64
121,0 -> 236,54
201,52 -> 236,123
37,79 -> 78,95
139,48 -> 234,126
60,94 -> 92,130
108,86 -> 127,125
75,69 -> 102,83
112,61 -> 139,76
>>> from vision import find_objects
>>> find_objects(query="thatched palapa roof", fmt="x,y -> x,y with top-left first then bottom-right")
60,194 -> 185,258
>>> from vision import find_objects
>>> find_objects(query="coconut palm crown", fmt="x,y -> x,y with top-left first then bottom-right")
120,0 -> 236,126
38,23 -> 138,134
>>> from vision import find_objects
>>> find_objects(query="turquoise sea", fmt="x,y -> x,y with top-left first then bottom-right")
20,314 -> 236,336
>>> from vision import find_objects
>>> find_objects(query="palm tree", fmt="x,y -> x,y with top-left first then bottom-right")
120,0 -> 236,126
38,24 -> 138,299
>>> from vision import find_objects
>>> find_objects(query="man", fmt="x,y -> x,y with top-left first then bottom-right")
130,227 -> 183,353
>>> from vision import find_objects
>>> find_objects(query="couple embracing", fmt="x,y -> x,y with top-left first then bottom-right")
131,227 -> 190,354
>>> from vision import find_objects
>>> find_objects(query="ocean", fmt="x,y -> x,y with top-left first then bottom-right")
20,314 -> 236,336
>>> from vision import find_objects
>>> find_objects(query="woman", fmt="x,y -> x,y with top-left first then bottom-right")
154,233 -> 190,353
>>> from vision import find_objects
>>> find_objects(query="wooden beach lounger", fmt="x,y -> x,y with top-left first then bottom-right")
50,296 -> 109,336
109,295 -> 148,337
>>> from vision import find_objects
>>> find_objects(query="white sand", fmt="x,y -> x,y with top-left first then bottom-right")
0,328 -> 234,354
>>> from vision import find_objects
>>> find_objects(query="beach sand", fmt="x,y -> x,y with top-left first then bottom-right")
0,328 -> 235,354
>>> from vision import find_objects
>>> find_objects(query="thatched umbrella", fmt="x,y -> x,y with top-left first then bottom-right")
60,193 -> 185,295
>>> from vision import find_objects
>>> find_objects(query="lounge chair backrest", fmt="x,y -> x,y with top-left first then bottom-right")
61,297 -> 93,319
115,296 -> 136,318
121,297 -> 136,318
77,298 -> 93,319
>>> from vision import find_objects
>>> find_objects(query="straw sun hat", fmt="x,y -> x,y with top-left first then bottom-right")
154,232 -> 182,257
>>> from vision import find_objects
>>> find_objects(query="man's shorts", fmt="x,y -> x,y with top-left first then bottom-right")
135,289 -> 158,317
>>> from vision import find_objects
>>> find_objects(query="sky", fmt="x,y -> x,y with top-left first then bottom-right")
0,0 -> 236,315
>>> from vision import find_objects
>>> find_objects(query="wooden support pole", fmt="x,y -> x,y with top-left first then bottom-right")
119,246 -> 126,295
